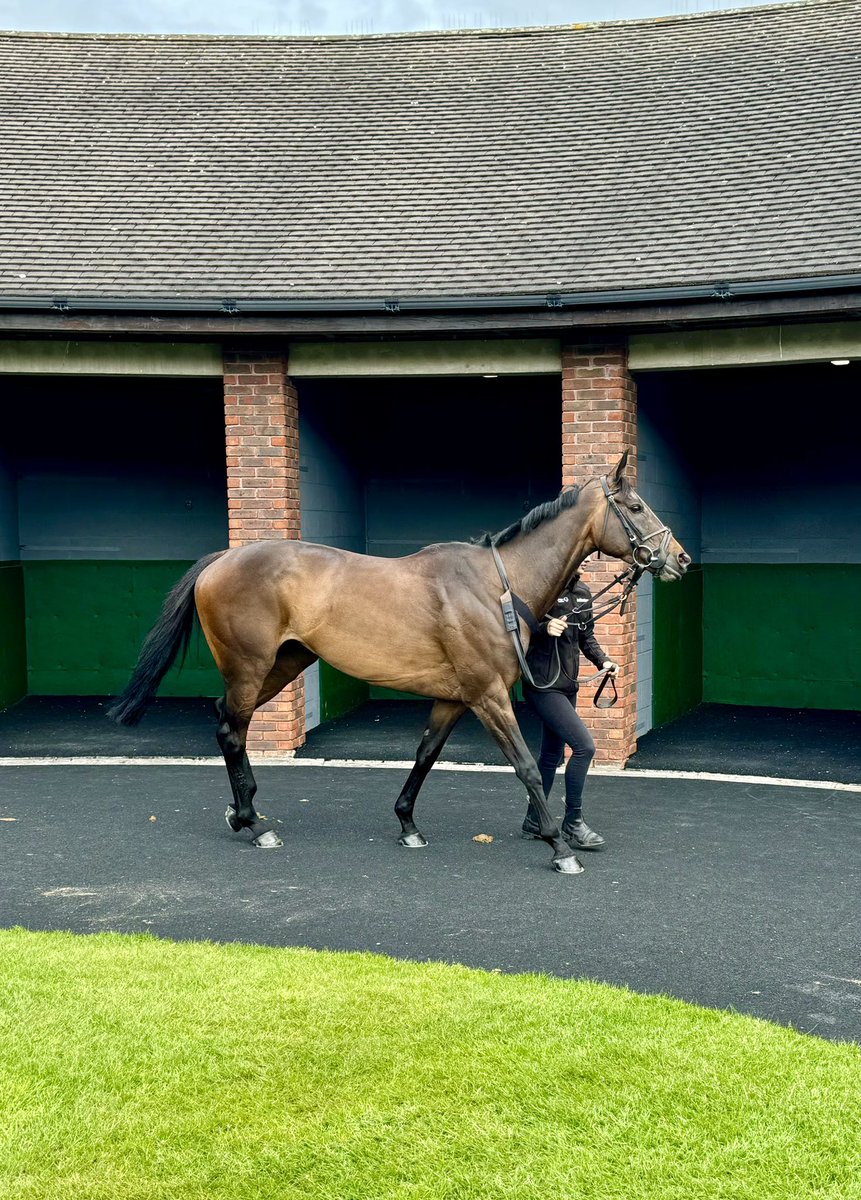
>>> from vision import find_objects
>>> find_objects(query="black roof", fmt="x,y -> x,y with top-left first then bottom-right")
1,1 -> 859,308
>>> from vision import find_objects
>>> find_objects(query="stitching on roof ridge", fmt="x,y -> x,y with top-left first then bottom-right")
0,0 -> 847,46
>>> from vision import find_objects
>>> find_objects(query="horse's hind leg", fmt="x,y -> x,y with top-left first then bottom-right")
216,676 -> 273,846
219,641 -> 319,848
471,687 -> 583,875
395,699 -> 466,848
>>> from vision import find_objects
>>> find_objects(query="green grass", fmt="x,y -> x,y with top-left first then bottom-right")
0,930 -> 859,1200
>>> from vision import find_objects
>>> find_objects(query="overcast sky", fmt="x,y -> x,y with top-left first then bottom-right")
0,0 -> 790,37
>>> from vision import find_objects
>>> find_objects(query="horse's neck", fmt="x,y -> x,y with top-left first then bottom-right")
503,508 -> 595,616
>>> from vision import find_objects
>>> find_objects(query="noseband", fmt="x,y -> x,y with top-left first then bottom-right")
600,476 -> 672,575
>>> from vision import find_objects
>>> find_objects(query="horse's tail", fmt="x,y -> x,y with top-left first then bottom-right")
107,551 -> 226,726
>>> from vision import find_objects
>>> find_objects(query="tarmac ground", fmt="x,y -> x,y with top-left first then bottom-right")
1,755 -> 858,1042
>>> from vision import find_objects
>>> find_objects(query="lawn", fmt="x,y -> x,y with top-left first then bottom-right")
0,929 -> 858,1199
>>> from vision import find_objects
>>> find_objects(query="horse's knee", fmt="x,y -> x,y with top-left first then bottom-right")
519,762 -> 544,794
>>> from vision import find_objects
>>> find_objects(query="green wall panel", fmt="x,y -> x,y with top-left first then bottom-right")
703,564 -> 861,710
0,563 -> 27,710
368,685 -> 425,701
23,562 -> 223,697
320,661 -> 369,721
653,570 -> 704,728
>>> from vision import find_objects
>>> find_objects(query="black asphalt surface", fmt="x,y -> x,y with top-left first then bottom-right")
629,703 -> 861,785
2,698 -> 857,787
297,699 -> 544,765
0,696 -> 216,758
1,762 -> 858,1042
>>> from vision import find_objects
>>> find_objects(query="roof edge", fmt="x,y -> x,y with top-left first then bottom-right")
2,271 -> 861,316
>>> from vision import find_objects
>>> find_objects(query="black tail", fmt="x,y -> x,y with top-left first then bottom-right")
107,551 -> 226,726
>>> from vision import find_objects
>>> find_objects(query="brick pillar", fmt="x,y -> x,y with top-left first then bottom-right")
562,342 -> 638,766
223,347 -> 305,756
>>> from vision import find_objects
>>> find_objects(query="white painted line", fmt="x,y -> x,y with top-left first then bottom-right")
0,756 -> 858,792
594,766 -> 861,793
0,756 -> 225,767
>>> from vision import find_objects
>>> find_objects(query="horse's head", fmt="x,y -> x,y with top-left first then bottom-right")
587,450 -> 691,581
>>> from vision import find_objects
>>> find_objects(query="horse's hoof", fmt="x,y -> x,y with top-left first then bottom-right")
552,853 -> 585,875
398,832 -> 428,848
225,806 -> 242,833
252,829 -> 283,849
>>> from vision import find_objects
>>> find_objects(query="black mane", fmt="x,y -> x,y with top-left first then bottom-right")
473,485 -> 583,548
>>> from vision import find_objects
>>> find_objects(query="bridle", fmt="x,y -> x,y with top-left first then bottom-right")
599,475 -> 673,575
586,477 -> 673,621
490,475 -> 676,704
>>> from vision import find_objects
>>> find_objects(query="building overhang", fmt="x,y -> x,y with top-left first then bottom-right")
0,282 -> 860,342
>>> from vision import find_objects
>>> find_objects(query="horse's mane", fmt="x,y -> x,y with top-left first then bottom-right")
473,485 -> 583,548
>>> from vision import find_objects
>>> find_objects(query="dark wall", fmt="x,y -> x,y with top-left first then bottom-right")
302,375 -> 562,555
0,376 -> 227,699
639,362 -> 861,716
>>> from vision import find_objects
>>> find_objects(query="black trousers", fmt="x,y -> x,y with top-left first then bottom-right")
523,686 -> 596,826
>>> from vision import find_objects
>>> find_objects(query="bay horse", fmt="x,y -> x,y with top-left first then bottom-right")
109,450 -> 690,873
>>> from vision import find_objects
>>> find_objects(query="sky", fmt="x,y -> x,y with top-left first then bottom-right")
0,0 -> 792,37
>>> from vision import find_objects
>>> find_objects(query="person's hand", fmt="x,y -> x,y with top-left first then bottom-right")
546,617 -> 568,637
603,660 -> 620,676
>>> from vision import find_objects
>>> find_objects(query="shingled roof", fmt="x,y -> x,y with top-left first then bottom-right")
0,0 -> 859,307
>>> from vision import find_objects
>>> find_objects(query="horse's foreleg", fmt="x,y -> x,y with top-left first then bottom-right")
395,699 -> 466,848
471,689 -> 584,875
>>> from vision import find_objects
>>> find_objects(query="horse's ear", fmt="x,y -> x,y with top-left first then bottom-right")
608,448 -> 631,485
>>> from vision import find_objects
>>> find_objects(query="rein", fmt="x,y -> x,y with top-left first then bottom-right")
490,476 -> 672,705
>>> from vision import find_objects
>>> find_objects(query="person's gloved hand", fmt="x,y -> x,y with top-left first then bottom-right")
602,660 -> 620,676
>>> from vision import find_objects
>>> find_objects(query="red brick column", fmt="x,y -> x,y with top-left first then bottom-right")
562,343 -> 638,766
223,347 -> 305,756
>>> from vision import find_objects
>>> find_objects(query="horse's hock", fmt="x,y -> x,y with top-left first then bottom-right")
223,342 -> 640,767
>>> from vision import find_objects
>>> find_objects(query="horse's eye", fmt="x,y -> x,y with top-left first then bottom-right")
630,504 -> 643,513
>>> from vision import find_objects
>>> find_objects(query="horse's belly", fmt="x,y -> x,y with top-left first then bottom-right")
301,627 -> 454,699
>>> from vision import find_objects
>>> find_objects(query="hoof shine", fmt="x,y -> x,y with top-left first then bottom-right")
552,854 -> 585,875
252,830 -> 284,849
398,832 -> 429,849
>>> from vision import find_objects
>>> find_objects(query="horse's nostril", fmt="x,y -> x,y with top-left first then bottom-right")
678,552 -> 691,567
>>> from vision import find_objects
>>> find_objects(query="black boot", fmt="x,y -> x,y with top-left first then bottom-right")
561,817 -> 606,851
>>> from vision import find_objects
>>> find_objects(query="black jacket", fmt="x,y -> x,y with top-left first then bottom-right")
524,581 -> 608,694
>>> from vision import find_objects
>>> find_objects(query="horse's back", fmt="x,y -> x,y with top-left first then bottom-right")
194,536 -> 487,694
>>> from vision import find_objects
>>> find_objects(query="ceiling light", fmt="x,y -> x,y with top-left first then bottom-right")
830,359 -> 850,366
